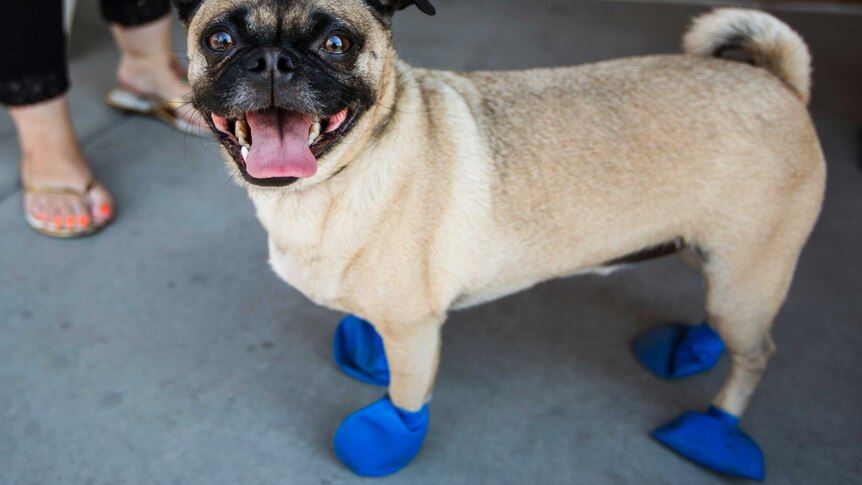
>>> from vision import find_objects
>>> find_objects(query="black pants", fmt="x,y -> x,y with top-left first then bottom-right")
1,0 -> 172,106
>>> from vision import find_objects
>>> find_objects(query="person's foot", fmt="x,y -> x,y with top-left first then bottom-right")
114,58 -> 205,132
21,151 -> 114,233
111,18 -> 208,133
11,96 -> 115,236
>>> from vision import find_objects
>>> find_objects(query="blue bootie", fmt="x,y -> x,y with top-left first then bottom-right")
653,406 -> 765,480
333,315 -> 390,386
334,396 -> 430,477
633,321 -> 725,379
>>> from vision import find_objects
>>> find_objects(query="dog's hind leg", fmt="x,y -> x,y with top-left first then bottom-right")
334,315 -> 443,477
703,264 -> 784,419
653,203 -> 819,481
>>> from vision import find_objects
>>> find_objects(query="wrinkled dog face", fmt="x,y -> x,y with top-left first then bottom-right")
174,0 -> 434,188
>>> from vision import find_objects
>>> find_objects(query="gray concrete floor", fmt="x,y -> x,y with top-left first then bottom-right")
2,1 -> 860,484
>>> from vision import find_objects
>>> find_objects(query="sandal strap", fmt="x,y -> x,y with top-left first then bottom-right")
24,177 -> 98,198
111,81 -> 192,111
159,96 -> 193,114
108,84 -> 203,136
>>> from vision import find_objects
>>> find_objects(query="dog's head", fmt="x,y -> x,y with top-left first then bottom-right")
173,0 -> 435,188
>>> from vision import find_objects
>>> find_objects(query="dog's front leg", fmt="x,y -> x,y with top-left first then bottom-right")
382,318 -> 442,412
334,315 -> 444,477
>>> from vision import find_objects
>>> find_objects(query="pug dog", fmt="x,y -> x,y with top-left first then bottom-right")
173,0 -> 825,478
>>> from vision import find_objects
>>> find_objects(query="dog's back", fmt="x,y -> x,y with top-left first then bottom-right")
409,9 -> 825,285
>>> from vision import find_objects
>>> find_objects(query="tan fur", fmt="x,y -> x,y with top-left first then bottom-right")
183,4 -> 826,420
684,9 -> 812,103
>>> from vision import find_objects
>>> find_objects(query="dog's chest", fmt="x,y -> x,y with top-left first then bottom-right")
254,193 -> 363,311
267,240 -> 348,308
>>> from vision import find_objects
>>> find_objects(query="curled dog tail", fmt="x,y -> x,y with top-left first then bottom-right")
683,9 -> 812,104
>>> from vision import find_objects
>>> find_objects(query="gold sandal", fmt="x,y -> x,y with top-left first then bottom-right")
106,87 -> 205,137
23,178 -> 110,239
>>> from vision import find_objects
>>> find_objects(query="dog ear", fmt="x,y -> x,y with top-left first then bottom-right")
172,0 -> 205,26
367,0 -> 437,17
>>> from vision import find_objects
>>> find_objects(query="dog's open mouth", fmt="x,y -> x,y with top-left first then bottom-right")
211,107 -> 354,185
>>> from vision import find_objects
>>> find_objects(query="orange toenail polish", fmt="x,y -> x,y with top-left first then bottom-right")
66,216 -> 76,226
79,215 -> 91,226
36,213 -> 47,222
53,216 -> 63,227
100,205 -> 113,216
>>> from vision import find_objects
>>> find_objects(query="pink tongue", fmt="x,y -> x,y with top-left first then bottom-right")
245,110 -> 317,179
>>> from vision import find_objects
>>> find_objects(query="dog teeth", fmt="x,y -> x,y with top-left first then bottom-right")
241,146 -> 249,161
308,121 -> 321,146
235,119 -> 250,148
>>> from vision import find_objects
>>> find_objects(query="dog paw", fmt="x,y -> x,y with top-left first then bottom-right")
652,406 -> 765,481
334,396 -> 429,477
333,315 -> 390,386
632,321 -> 724,379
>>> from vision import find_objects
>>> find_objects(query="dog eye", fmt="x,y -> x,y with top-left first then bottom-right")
207,31 -> 235,52
323,33 -> 351,54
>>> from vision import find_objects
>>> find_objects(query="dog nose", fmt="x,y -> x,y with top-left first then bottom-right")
246,47 -> 298,80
